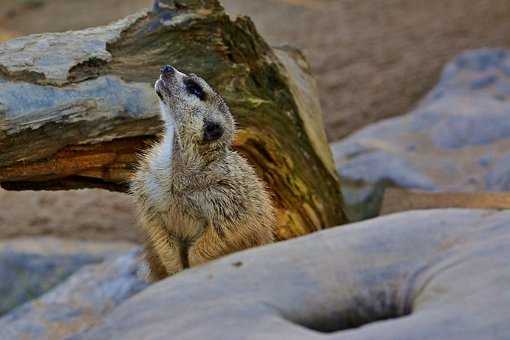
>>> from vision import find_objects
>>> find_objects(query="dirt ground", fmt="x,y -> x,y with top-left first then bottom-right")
2,0 -> 510,241
0,188 -> 141,241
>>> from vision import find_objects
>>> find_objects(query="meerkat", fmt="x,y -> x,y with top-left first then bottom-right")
130,65 -> 275,281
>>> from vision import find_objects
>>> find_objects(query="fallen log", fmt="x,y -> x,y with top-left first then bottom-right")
0,0 -> 347,239
380,188 -> 510,215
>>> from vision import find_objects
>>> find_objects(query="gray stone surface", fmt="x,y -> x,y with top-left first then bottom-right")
0,238 -> 136,316
1,210 -> 508,339
331,48 -> 510,220
70,209 -> 509,340
0,248 -> 148,340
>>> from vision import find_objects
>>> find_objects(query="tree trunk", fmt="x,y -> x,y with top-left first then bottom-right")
0,0 -> 347,239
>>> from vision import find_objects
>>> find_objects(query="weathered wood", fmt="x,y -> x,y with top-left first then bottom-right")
380,188 -> 510,215
0,0 -> 346,239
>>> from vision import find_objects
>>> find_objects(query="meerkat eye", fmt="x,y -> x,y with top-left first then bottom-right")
184,78 -> 206,101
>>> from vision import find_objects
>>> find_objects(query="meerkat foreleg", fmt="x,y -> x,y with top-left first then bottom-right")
143,219 -> 183,276
188,222 -> 228,266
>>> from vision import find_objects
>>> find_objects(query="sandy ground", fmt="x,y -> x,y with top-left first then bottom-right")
0,189 -> 140,241
2,0 -> 510,241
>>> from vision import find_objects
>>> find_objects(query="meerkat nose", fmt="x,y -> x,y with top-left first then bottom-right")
160,65 -> 175,78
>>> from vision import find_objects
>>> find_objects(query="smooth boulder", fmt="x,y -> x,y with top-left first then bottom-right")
0,237 -> 135,316
331,48 -> 510,220
0,247 -> 147,340
74,209 -> 510,340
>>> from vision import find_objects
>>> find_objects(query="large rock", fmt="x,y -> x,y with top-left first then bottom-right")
0,237 -> 136,316
0,248 -> 148,340
2,209 -> 502,339
331,49 -> 510,220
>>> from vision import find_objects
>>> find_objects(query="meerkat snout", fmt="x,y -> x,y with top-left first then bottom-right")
155,65 -> 178,101
161,65 -> 175,77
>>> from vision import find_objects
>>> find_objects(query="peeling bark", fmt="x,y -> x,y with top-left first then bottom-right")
0,0 -> 347,239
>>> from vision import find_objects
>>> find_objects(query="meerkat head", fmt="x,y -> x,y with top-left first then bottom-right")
155,65 -> 235,150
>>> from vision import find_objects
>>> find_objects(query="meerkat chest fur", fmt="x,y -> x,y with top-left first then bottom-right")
144,126 -> 220,241
141,122 -> 253,241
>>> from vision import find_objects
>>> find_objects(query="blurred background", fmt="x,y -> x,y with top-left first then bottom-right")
1,0 -> 510,241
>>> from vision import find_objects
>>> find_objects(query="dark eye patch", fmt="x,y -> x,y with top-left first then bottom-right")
156,89 -> 164,101
184,78 -> 206,101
